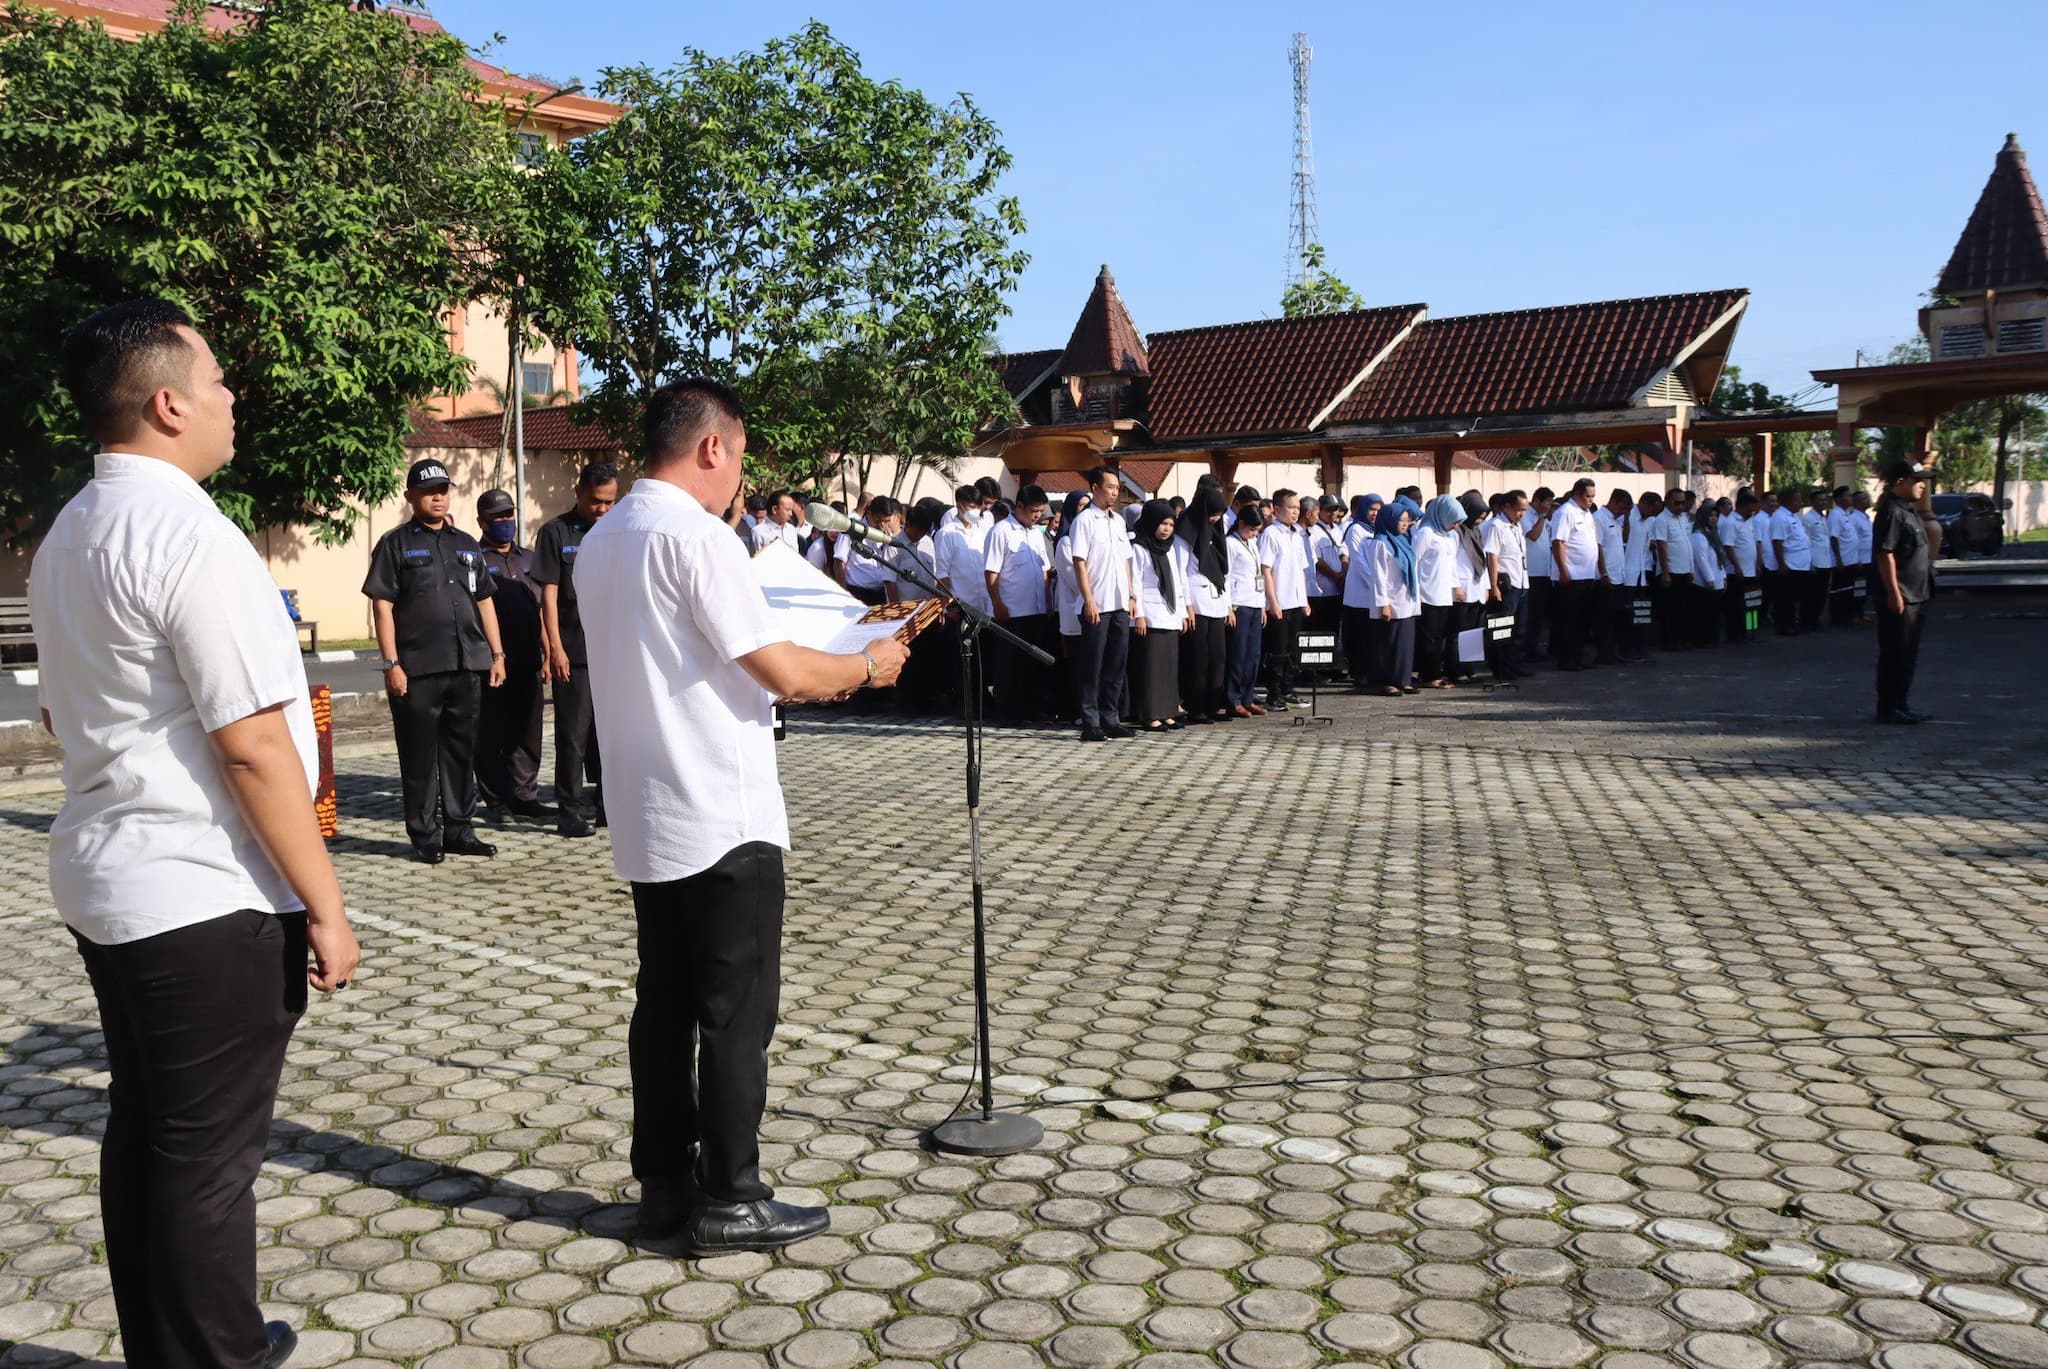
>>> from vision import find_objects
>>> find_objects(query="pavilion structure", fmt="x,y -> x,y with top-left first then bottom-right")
1813,134 -> 2048,502
982,266 -> 1833,496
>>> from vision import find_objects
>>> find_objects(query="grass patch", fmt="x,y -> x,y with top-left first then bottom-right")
2015,526 -> 2048,543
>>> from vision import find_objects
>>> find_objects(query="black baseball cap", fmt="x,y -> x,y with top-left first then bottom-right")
476,488 -> 515,518
406,458 -> 452,491
1882,459 -> 1937,483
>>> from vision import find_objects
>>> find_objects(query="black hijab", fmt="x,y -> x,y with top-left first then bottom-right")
1178,484 -> 1228,591
1135,498 -> 1178,610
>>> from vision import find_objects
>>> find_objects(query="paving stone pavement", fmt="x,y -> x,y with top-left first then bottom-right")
2,611 -> 2048,1368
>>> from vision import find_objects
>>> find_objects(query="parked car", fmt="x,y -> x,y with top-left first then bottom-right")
1932,492 -> 2005,558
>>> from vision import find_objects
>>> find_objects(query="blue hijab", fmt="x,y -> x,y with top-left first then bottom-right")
1374,502 -> 1418,595
1393,494 -> 1425,527
1423,494 -> 1466,535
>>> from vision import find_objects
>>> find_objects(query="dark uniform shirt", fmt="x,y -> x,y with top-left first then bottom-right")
362,519 -> 497,675
481,542 -> 544,670
532,509 -> 595,665
1870,498 -> 1932,606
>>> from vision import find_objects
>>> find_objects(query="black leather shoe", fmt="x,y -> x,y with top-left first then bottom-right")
1079,726 -> 1106,742
446,835 -> 498,857
636,1172 -> 700,1239
684,1198 -> 829,1256
264,1320 -> 298,1369
1876,709 -> 1916,725
508,797 -> 557,819
413,846 -> 445,865
1104,723 -> 1134,739
1899,707 -> 1933,723
558,813 -> 596,838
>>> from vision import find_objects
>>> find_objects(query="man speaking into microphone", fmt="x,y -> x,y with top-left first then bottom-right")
576,378 -> 908,1254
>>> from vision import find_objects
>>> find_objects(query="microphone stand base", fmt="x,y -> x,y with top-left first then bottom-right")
925,1111 -> 1045,1157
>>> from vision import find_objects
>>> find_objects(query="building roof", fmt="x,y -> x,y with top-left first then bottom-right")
993,349 -> 1062,398
405,410 -> 494,449
1029,460 -> 1173,498
442,405 -> 622,451
1143,306 -> 1426,442
1938,133 -> 2048,296
1059,266 -> 1149,377
1331,289 -> 1748,424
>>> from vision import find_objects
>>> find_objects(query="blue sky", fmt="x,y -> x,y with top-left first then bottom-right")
440,0 -> 2048,401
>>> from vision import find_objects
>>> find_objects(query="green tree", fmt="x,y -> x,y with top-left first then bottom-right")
553,23 -> 1027,486
0,0 -> 554,540
1280,244 -> 1366,317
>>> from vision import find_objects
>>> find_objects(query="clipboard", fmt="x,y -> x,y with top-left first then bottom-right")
750,541 -> 944,701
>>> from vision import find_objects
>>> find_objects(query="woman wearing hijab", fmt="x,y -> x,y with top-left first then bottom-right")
1340,493 -> 1383,685
1452,491 -> 1491,684
1129,500 -> 1192,731
1366,502 -> 1420,695
1051,489 -> 1090,722
1177,486 -> 1232,722
1689,503 -> 1727,648
1413,494 -> 1467,689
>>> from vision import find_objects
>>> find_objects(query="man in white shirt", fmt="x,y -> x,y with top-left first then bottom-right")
1069,465 -> 1137,741
1801,487 -> 1837,633
1482,490 -> 1531,679
749,489 -> 801,554
1306,493 -> 1345,633
1548,477 -> 1604,670
1258,487 -> 1310,708
1522,487 -> 1556,663
1825,485 -> 1859,627
1652,489 -> 1696,650
31,300 -> 359,1369
984,484 -> 1054,724
1727,489 -> 1762,642
576,378 -> 908,1254
1594,489 -> 1632,664
933,483 -> 993,618
837,495 -> 899,605
1849,489 -> 1876,624
1770,489 -> 1814,635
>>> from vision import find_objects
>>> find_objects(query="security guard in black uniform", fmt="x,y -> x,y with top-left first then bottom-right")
534,461 -> 618,838
1871,458 -> 1937,725
363,459 -> 508,862
474,487 -> 553,821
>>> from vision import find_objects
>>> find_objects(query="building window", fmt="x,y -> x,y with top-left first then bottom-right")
1998,317 -> 2046,353
514,132 -> 548,168
521,361 -> 556,401
1939,323 -> 1987,359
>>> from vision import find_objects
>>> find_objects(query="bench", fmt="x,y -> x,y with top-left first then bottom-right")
281,590 -> 319,655
0,596 -> 33,670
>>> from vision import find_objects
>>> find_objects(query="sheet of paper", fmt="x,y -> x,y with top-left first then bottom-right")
749,541 -> 866,651
823,616 -> 919,655
1456,626 -> 1486,662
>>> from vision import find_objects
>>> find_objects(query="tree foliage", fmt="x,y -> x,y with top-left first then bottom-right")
0,0 -> 551,541
546,23 -> 1027,487
1280,244 -> 1366,318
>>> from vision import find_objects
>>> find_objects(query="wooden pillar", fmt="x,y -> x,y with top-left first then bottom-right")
1751,432 -> 1773,492
1831,422 -> 1860,493
1663,417 -> 1689,492
1911,427 -> 1941,558
1208,450 -> 1238,491
1432,448 -> 1454,496
1318,444 -> 1344,498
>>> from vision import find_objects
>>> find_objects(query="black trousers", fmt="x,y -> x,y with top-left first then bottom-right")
1724,572 -> 1752,643
1690,582 -> 1722,646
630,842 -> 784,1205
1072,610 -> 1129,730
1416,602 -> 1455,681
74,910 -> 305,1369
475,660 -> 543,806
1373,615 -> 1416,688
992,612 -> 1054,723
1179,614 -> 1228,715
1654,573 -> 1692,648
1225,610 -> 1263,707
552,667 -> 603,819
1341,605 -> 1376,681
1876,602 -> 1926,715
1486,586 -> 1525,678
391,668 -> 482,850
1523,577 -> 1554,659
1772,570 -> 1802,633
1552,579 -> 1597,666
1452,600 -> 1484,679
1801,568 -> 1830,631
1829,570 -> 1857,626
1262,605 -> 1304,699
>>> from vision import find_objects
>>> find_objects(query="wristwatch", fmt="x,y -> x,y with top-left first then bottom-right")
373,658 -> 400,671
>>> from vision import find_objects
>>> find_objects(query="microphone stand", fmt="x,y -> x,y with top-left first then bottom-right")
875,537 -> 1055,1157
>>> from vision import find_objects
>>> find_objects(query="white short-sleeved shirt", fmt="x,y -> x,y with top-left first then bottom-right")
751,519 -> 799,555
1595,509 -> 1627,585
1655,511 -> 1695,574
1307,524 -> 1344,598
1341,521 -> 1377,607
1257,523 -> 1309,610
31,453 -> 318,945
1756,513 -> 1780,570
1691,532 -> 1726,589
1368,538 -> 1419,618
1482,514 -> 1528,590
805,533 -> 831,570
886,536 -> 941,602
1523,507 -> 1554,578
1728,511 -> 1759,577
1133,539 -> 1190,627
984,517 -> 1051,617
1622,510 -> 1654,586
576,477 -> 790,884
1413,524 -> 1460,607
840,535 -> 893,591
1181,538 -> 1230,618
1053,537 -> 1082,634
1070,504 -> 1133,613
933,519 -> 991,614
1225,533 -> 1265,608
1549,499 -> 1601,580
1803,508 -> 1835,568
1849,508 -> 1874,564
1772,507 -> 1812,571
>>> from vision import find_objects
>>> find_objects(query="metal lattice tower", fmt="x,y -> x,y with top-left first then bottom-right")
1287,32 -> 1319,286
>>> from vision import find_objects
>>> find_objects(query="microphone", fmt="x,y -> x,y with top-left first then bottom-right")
806,501 -> 898,550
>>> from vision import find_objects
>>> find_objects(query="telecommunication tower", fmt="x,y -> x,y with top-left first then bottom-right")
1287,32 -> 1319,286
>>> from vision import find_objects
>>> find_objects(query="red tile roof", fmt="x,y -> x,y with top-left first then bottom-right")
1027,460 -> 1172,497
442,405 -> 623,451
1143,306 -> 1425,442
1330,290 -> 1747,424
406,410 -> 493,449
993,349 -> 1062,398
1938,134 -> 2048,296
1060,266 -> 1148,377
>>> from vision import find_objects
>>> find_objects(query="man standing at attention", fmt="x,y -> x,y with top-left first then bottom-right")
534,461 -> 619,838
1069,465 -> 1137,742
473,487 -> 554,823
1548,477 -> 1603,670
364,459 -> 509,863
1871,460 -> 1937,725
575,379 -> 907,1253
749,489 -> 802,554
983,484 -> 1055,725
1259,487 -> 1310,708
32,299 -> 360,1369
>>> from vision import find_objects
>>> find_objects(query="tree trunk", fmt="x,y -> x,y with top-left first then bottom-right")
1993,403 -> 2015,548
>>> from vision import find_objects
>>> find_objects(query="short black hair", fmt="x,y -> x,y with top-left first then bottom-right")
1017,483 -> 1048,508
745,493 -> 770,515
1571,477 -> 1597,495
1235,505 -> 1264,530
578,460 -> 618,490
975,475 -> 1002,499
1233,485 -> 1260,504
865,495 -> 897,519
61,298 -> 198,444
955,484 -> 979,504
1504,488 -> 1527,505
1532,486 -> 1555,502
643,377 -> 746,461
1087,465 -> 1118,490
1737,488 -> 1759,507
908,496 -> 946,536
